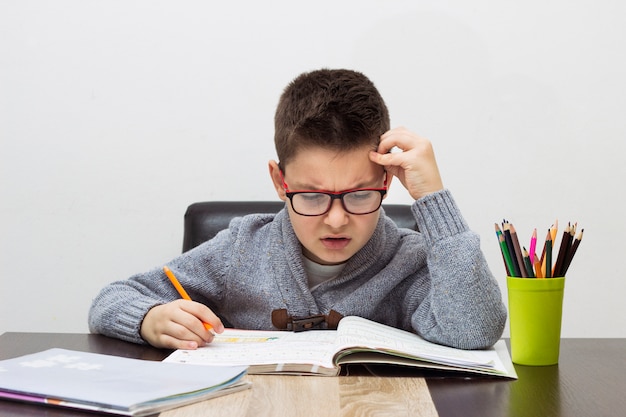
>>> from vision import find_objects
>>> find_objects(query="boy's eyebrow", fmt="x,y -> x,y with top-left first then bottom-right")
287,173 -> 384,191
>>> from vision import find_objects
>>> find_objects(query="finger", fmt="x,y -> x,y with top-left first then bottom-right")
369,150 -> 389,168
376,137 -> 398,154
380,127 -> 432,156
141,302 -> 214,349
378,127 -> 413,153
369,150 -> 407,171
179,301 -> 225,334
168,301 -> 223,346
197,306 -> 225,334
148,317 -> 208,350
168,307 -> 213,344
158,332 -> 203,350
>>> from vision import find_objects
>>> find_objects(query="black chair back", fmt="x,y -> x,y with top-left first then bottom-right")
182,201 -> 416,252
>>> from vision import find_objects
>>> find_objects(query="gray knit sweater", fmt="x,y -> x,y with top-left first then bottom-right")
88,190 -> 506,349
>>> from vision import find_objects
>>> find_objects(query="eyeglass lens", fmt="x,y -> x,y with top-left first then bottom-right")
291,190 -> 382,215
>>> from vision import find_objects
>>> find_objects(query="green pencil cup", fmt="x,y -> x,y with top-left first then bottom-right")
507,276 -> 565,366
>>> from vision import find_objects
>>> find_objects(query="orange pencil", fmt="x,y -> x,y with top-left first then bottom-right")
163,266 -> 213,332
534,253 -> 544,278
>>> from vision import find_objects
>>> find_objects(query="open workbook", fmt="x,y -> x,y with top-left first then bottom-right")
165,316 -> 517,378
0,348 -> 250,416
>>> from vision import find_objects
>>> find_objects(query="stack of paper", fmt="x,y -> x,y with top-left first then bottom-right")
0,348 -> 249,416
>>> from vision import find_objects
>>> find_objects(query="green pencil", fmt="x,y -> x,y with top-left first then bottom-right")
496,224 -> 516,277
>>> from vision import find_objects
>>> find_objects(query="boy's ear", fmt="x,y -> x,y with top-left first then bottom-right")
382,171 -> 393,200
268,160 -> 287,201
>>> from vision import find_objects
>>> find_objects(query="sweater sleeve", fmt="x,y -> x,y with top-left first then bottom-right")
409,190 -> 507,349
88,229 -> 234,345
87,272 -> 169,344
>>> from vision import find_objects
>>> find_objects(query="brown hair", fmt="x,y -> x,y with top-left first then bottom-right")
274,69 -> 390,168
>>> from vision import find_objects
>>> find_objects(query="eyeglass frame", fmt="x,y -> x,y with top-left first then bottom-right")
279,170 -> 388,216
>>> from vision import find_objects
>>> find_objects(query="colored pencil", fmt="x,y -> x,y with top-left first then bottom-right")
544,230 -> 553,278
509,223 -> 527,277
528,228 -> 537,268
502,222 -> 521,277
553,223 -> 572,277
539,221 -> 558,264
495,224 -> 512,275
550,219 -> 558,244
561,229 -> 584,276
496,219 -> 583,279
522,247 -> 535,278
534,253 -> 544,278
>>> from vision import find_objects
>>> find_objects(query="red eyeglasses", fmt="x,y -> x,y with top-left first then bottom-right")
280,171 -> 387,216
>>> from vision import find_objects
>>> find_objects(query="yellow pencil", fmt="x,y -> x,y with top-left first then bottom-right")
163,266 -> 213,332
550,219 -> 558,244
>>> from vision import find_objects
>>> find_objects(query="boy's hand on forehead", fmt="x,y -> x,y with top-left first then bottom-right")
369,127 -> 444,200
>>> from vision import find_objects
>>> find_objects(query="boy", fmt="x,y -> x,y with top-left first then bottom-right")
89,69 -> 506,351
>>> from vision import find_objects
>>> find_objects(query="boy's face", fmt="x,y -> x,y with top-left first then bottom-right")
269,145 -> 388,265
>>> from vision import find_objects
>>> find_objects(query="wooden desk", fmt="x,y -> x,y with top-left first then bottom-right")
1,333 -> 624,417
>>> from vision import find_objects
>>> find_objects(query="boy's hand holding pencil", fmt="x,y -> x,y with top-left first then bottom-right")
138,266 -> 224,350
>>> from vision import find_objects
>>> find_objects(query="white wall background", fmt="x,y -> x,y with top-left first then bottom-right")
1,1 -> 624,337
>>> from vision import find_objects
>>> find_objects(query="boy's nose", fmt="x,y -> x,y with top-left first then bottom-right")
324,199 -> 349,228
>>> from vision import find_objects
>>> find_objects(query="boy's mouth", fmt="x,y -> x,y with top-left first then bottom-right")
321,236 -> 351,250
